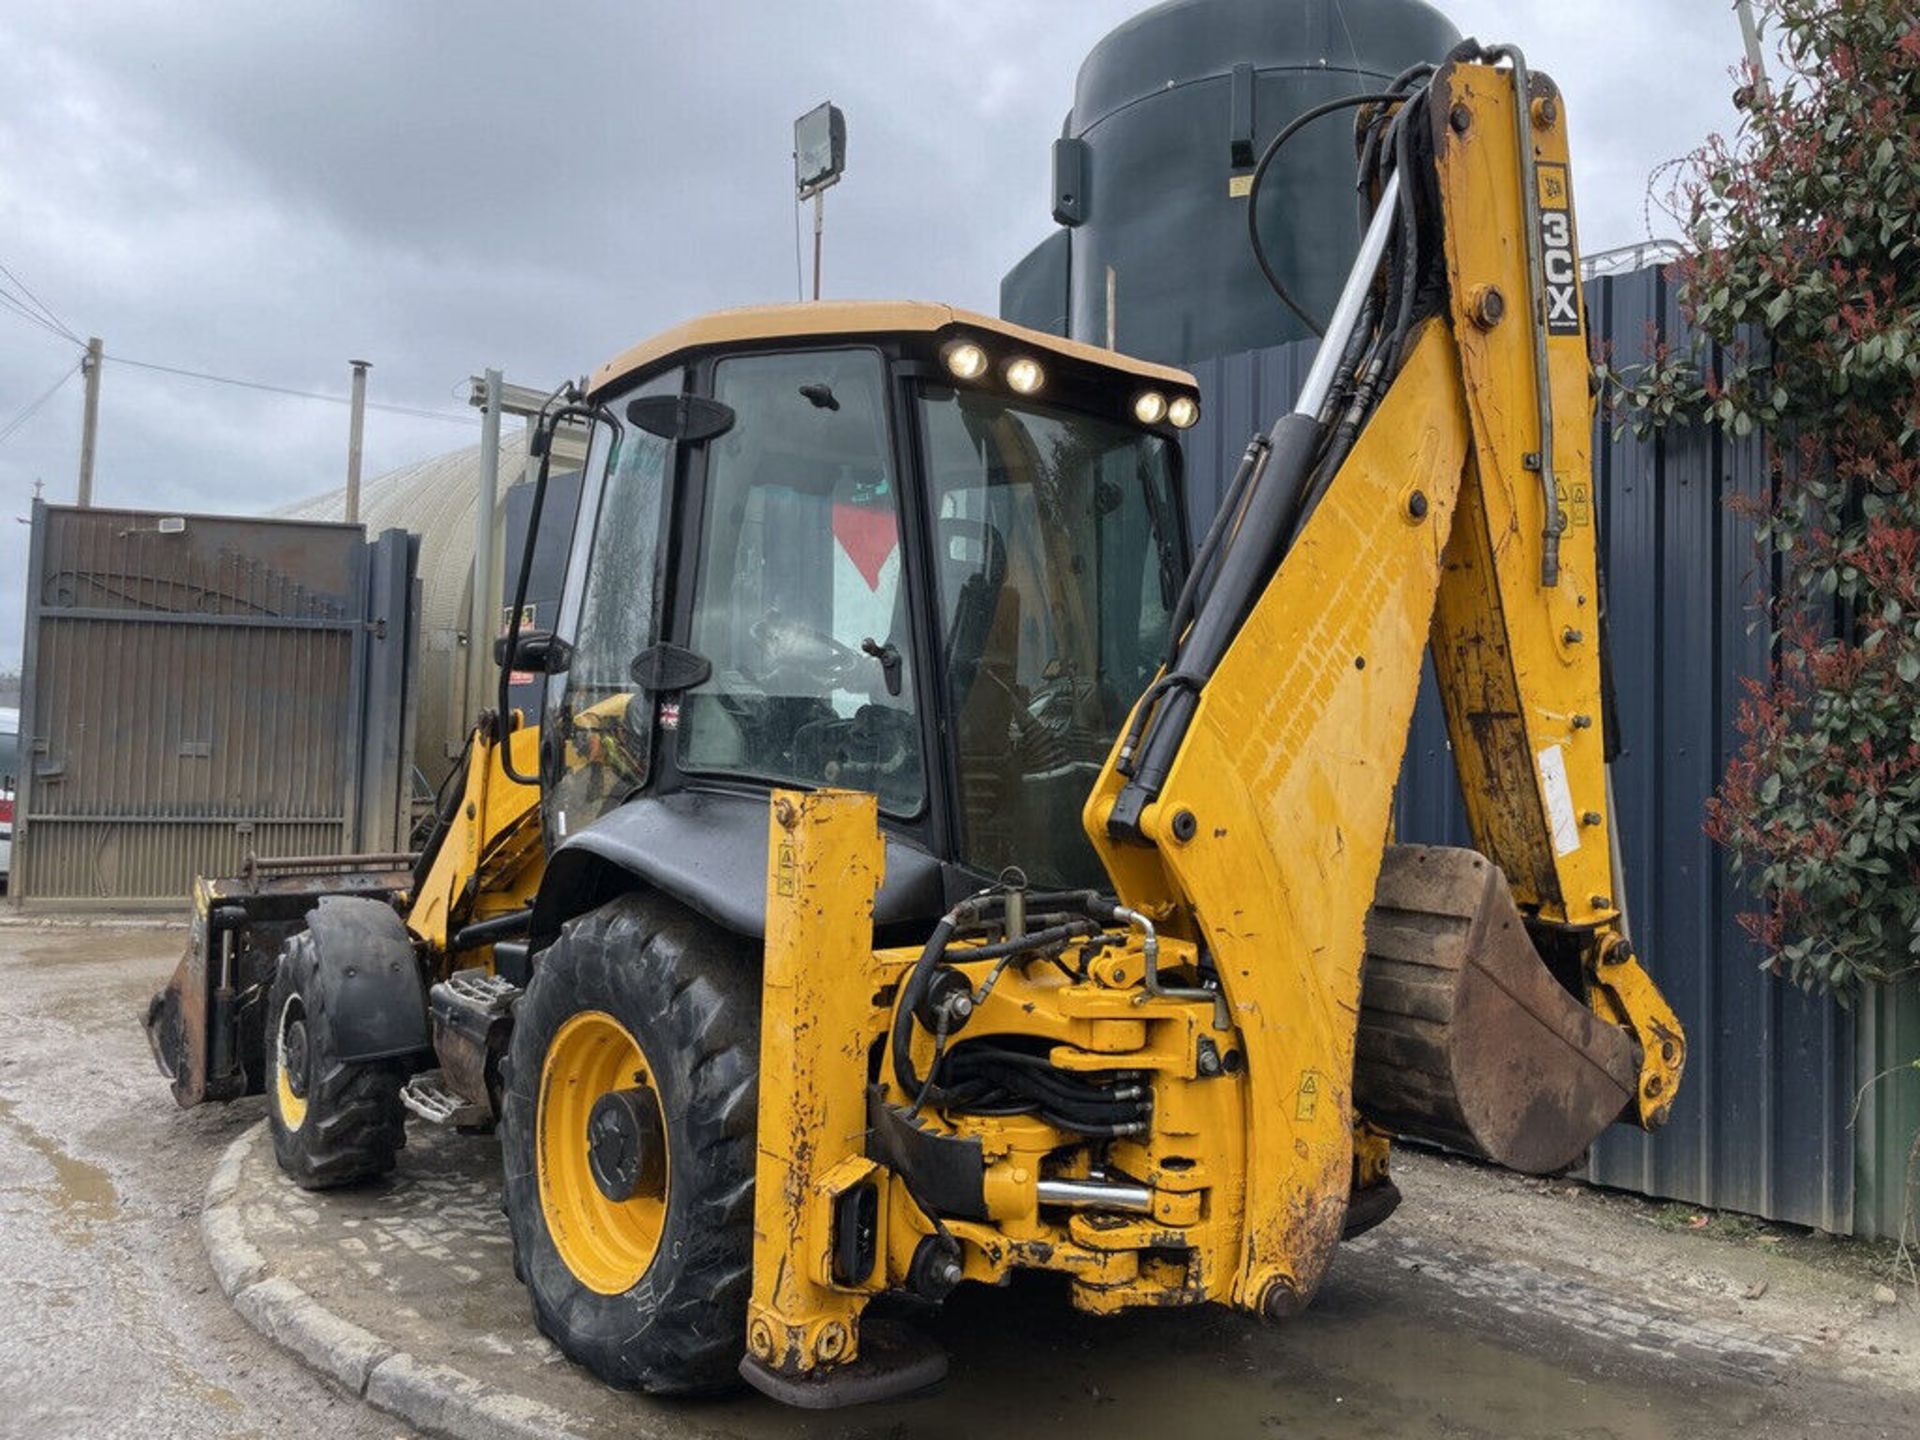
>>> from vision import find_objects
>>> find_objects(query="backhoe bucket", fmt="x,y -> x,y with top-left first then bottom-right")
1354,845 -> 1639,1174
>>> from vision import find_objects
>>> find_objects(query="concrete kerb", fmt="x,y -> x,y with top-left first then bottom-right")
200,1121 -> 600,1440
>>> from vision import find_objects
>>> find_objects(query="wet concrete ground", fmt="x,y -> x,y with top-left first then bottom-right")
0,922 -> 406,1440
4,920 -> 1917,1439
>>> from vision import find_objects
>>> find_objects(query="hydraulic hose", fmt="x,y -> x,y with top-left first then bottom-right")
1245,90 -> 1411,336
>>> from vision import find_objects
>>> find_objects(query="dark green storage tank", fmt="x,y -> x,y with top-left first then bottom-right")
1000,0 -> 1459,365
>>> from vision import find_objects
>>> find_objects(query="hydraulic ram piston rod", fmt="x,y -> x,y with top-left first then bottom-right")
1035,1178 -> 1154,1213
1293,168 -> 1403,423
1107,169 -> 1405,839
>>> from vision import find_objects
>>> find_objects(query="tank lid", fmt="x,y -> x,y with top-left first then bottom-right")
1073,0 -> 1460,130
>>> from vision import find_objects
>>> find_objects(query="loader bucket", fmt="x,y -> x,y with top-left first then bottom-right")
145,909 -> 244,1110
143,863 -> 413,1108
1354,845 -> 1639,1175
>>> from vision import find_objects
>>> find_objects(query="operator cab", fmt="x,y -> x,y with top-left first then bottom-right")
529,302 -> 1199,935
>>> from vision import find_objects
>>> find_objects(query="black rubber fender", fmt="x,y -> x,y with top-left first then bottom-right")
303,895 -> 431,1064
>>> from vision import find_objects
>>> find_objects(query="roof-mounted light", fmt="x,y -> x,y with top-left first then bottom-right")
943,340 -> 989,381
1133,390 -> 1168,425
1004,356 -> 1046,395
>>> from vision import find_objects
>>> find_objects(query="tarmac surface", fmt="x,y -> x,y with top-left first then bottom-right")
5,919 -> 1919,1439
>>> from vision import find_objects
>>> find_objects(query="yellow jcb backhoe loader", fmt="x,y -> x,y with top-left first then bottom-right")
149,40 -> 1683,1409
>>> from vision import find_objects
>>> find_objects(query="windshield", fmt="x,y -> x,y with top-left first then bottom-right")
919,385 -> 1184,888
678,349 -> 924,814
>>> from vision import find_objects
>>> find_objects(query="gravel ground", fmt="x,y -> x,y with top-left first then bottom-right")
3,918 -> 1916,1439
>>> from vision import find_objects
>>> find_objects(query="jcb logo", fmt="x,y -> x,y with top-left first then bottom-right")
1536,162 -> 1581,335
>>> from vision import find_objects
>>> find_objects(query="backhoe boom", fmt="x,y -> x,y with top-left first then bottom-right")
742,48 -> 1685,1402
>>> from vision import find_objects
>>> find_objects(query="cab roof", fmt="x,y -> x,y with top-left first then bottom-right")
589,300 -> 1197,398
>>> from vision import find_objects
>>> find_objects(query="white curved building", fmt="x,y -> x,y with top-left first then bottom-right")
280,429 -> 533,789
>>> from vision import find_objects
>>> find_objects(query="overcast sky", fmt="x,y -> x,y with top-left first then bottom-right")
0,1 -> 1751,669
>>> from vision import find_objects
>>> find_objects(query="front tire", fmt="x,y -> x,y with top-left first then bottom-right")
264,930 -> 407,1189
500,891 -> 760,1395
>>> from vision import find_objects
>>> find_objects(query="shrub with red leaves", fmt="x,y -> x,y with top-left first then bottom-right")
1608,1 -> 1920,996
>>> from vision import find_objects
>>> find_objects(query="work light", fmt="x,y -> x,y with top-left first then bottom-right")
943,341 -> 989,381
1004,357 -> 1045,395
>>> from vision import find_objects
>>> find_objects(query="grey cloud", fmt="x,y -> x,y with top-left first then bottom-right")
0,2 -> 1746,667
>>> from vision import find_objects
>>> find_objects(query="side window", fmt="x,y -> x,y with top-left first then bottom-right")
545,371 -> 679,837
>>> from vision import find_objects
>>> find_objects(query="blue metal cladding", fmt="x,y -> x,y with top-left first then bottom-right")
1177,264 -> 1857,1233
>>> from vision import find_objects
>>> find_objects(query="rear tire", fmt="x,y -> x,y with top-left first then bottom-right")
500,891 -> 759,1395
264,930 -> 407,1190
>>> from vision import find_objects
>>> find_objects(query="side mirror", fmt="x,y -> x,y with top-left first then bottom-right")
494,629 -> 573,674
626,393 -> 736,443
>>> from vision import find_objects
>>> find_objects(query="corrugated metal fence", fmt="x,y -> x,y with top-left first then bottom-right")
1179,264 -> 1869,1235
12,502 -> 417,905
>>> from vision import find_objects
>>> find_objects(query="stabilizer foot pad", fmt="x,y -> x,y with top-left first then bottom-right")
1341,1178 -> 1403,1239
738,1318 -> 948,1409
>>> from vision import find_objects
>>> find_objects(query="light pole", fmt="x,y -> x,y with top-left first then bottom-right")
794,102 -> 846,301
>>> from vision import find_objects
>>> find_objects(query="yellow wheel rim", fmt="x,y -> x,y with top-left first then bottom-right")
273,992 -> 309,1132
537,1009 -> 669,1295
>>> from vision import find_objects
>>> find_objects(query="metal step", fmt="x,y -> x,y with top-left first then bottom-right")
439,968 -> 521,1011
400,1069 -> 491,1128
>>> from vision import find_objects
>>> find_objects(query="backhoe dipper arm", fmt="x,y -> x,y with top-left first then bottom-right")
1082,50 -> 1684,1319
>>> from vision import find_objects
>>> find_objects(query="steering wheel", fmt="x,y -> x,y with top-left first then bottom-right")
748,611 -> 865,690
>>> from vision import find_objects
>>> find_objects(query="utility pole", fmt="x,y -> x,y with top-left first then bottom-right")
467,368 -> 503,726
76,337 -> 102,508
345,360 -> 370,524
1734,0 -> 1772,106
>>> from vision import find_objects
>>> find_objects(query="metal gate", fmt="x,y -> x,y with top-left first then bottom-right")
12,502 -> 416,905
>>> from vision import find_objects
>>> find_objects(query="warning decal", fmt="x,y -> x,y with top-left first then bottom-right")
1295,1072 -> 1320,1122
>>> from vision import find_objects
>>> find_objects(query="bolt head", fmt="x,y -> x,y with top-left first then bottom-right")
815,1322 -> 850,1363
